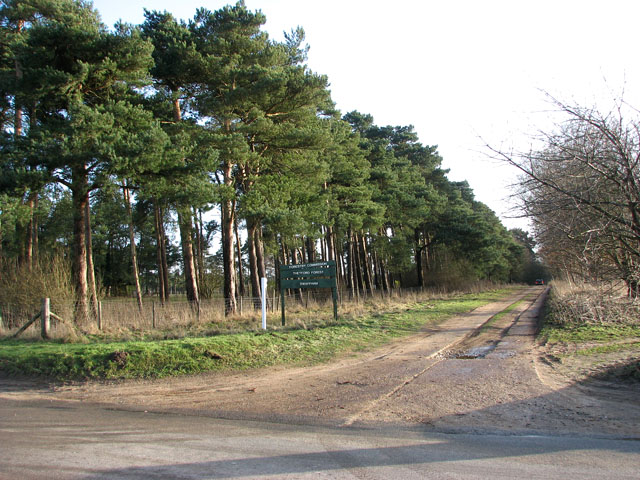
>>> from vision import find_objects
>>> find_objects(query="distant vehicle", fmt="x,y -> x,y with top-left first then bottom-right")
535,279 -> 545,285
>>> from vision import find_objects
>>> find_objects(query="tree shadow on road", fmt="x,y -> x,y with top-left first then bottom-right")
76,430 -> 639,480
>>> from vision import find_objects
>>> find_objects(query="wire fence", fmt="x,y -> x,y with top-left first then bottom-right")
0,283 -> 479,340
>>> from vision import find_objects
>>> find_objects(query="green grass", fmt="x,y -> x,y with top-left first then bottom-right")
538,322 -> 640,345
574,342 -> 640,356
0,289 -> 514,381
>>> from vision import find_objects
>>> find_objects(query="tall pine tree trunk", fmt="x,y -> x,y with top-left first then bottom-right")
346,228 -> 356,299
154,201 -> 169,304
192,208 -> 201,294
160,209 -> 170,300
372,249 -> 381,289
85,201 -> 98,319
247,218 -> 261,306
123,183 -> 143,311
256,226 -> 266,279
14,37 -> 23,138
291,245 -> 304,304
221,181 -> 237,315
353,233 -> 365,294
221,111 -> 238,314
154,203 -> 165,304
24,103 -> 40,271
32,195 -> 38,264
377,229 -> 391,292
178,209 -> 199,304
360,233 -> 373,291
415,230 -> 424,288
14,40 -> 28,269
234,214 -> 245,298
319,226 -> 327,261
326,225 -> 342,289
377,253 -> 390,292
25,195 -> 35,271
326,225 -> 336,261
71,166 -> 89,324
198,209 -> 207,296
306,237 -> 316,263
171,97 -> 198,305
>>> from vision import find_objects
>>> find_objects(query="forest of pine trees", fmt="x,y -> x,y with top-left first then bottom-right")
0,1 -> 537,323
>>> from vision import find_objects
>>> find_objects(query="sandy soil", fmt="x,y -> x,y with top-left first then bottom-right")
1,286 -> 638,438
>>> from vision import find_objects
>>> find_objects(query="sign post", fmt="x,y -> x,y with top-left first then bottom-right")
261,277 -> 267,330
279,261 -> 337,326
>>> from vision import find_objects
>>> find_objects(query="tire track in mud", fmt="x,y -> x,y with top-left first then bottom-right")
340,288 -> 543,426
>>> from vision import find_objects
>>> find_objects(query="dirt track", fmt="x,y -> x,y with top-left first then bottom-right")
2,286 -> 639,438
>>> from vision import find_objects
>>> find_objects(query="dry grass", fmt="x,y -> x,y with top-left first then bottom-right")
1,281 -> 505,342
0,255 -> 76,340
0,270 -> 509,343
540,280 -> 640,383
0,255 -> 74,311
547,280 -> 640,327
106,282 -> 504,340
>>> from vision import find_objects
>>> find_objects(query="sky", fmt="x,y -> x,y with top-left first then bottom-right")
91,0 -> 640,231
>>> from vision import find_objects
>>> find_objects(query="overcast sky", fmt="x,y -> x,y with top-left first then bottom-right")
91,0 -> 640,231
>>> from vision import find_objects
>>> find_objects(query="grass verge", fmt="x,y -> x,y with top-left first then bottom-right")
0,288 -> 516,381
539,321 -> 640,344
538,282 -> 640,382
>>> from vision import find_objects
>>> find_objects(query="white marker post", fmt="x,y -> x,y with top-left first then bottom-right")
261,277 -> 267,330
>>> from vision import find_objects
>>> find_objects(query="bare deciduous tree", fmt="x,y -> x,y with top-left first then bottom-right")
492,95 -> 640,296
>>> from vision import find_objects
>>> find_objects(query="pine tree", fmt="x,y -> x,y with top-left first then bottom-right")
191,3 -> 331,313
3,0 -> 167,322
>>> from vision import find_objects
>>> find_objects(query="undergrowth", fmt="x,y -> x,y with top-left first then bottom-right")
539,282 -> 640,344
539,281 -> 640,381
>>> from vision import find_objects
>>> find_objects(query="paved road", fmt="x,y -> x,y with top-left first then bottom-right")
1,397 -> 639,479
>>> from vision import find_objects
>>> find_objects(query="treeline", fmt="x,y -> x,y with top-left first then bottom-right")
0,0 -> 535,322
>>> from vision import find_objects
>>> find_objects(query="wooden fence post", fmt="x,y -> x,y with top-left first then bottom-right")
41,298 -> 50,339
97,301 -> 102,330
152,301 -> 156,329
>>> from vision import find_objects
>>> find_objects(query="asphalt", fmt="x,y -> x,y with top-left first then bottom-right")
1,397 -> 638,479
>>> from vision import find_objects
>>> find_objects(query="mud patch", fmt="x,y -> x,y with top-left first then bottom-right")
451,344 -> 495,359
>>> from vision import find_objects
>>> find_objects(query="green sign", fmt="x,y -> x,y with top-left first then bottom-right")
280,260 -> 338,325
